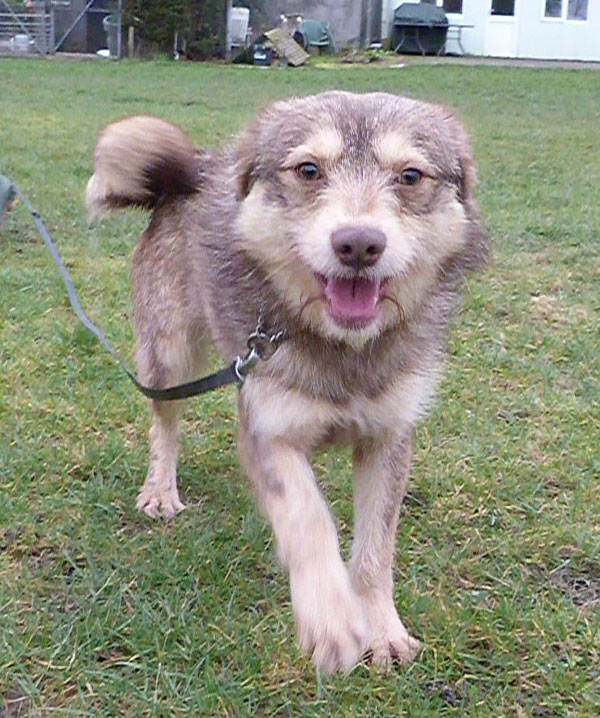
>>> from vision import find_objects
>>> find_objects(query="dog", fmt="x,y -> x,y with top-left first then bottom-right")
86,91 -> 488,674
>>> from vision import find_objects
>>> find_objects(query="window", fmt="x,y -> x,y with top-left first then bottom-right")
443,0 -> 463,13
568,0 -> 588,20
544,0 -> 588,20
544,0 -> 562,17
491,0 -> 515,16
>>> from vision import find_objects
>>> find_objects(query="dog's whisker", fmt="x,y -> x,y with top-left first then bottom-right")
380,295 -> 406,324
297,294 -> 323,322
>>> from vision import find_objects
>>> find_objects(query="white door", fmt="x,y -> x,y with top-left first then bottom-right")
485,0 -> 519,57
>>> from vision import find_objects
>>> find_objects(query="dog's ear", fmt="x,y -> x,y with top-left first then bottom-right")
445,113 -> 489,267
234,130 -> 257,200
457,142 -> 478,204
445,113 -> 478,204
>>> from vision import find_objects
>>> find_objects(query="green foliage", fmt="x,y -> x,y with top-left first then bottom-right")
123,0 -> 227,58
187,0 -> 227,59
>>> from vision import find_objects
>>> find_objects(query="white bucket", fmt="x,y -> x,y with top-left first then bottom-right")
13,34 -> 30,53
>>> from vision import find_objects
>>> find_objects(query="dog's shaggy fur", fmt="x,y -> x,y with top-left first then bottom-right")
87,92 -> 488,673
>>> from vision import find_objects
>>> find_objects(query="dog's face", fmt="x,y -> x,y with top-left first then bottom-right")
234,92 -> 483,346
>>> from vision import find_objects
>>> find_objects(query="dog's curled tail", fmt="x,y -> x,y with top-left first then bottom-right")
86,116 -> 199,221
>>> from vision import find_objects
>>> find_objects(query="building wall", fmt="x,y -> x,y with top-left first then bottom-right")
445,0 -> 488,55
264,0 -> 363,47
383,0 -> 600,61
517,0 -> 600,61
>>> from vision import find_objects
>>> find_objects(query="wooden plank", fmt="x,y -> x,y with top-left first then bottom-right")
263,27 -> 309,66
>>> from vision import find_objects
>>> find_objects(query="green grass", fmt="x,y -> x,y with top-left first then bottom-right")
1,57 -> 599,717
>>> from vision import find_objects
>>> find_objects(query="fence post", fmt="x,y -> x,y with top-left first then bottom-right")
49,1 -> 55,54
116,0 -> 122,59
225,0 -> 232,59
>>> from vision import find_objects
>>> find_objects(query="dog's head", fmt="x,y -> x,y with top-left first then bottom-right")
234,92 -> 487,346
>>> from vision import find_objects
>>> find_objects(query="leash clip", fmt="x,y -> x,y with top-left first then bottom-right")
234,321 -> 287,385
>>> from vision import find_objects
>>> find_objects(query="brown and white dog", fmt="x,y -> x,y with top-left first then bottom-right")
86,91 -> 488,674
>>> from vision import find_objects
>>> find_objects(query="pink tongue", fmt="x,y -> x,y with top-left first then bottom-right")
325,277 -> 381,323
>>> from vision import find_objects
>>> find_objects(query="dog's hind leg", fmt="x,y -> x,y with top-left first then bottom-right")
136,398 -> 184,519
349,430 -> 421,666
134,330 -> 206,519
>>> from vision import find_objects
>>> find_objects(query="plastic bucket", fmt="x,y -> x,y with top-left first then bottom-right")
102,14 -> 120,58
14,34 -> 30,53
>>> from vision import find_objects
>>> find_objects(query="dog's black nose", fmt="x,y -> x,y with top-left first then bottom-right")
331,226 -> 387,270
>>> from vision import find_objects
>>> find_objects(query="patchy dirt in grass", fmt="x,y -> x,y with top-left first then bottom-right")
529,294 -> 566,324
424,679 -> 469,707
515,704 -> 557,718
522,561 -> 600,608
402,488 -> 428,511
549,566 -> 600,606
497,406 -> 530,423
529,293 -> 591,325
0,691 -> 32,718
0,532 -> 19,554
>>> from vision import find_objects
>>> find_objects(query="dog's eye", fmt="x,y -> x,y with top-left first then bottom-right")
295,162 -> 322,181
398,168 -> 423,186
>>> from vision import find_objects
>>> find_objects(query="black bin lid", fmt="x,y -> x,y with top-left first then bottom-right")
393,3 -> 448,27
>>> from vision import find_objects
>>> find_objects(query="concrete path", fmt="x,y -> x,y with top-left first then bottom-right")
2,50 -> 599,71
393,54 -> 600,71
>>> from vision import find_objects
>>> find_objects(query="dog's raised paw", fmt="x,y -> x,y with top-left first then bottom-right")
136,482 -> 185,520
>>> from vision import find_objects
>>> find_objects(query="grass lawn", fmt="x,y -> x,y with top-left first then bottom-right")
1,57 -> 599,717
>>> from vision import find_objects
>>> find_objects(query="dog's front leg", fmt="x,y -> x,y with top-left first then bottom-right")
349,431 -> 420,666
237,409 -> 368,674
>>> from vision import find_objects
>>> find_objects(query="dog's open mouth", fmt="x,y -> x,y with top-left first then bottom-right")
319,275 -> 385,328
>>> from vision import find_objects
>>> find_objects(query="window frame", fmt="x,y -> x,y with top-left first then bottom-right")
436,0 -> 464,16
490,0 -> 517,17
542,0 -> 563,21
542,0 -> 589,23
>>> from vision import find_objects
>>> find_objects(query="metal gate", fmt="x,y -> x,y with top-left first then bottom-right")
0,0 -> 53,55
0,0 -> 122,57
